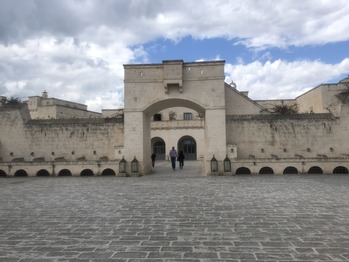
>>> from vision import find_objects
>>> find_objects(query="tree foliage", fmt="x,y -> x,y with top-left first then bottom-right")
270,102 -> 299,114
1,96 -> 25,108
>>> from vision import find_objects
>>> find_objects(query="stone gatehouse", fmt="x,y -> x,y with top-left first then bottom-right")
1,60 -> 349,176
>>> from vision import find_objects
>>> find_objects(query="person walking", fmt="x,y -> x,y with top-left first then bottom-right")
151,152 -> 156,167
178,149 -> 185,169
169,146 -> 177,171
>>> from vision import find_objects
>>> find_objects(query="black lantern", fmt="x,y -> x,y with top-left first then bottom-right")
223,155 -> 231,172
211,155 -> 218,172
119,157 -> 127,173
131,156 -> 138,173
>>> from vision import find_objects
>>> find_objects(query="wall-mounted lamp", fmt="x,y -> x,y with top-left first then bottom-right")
131,156 -> 139,173
211,155 -> 218,173
119,157 -> 127,173
223,155 -> 231,172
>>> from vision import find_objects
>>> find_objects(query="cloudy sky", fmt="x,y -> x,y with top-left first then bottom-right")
1,0 -> 349,112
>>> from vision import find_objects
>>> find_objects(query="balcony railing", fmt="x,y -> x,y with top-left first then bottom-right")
151,119 -> 204,129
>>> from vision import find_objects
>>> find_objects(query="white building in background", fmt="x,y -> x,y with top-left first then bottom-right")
0,60 -> 349,177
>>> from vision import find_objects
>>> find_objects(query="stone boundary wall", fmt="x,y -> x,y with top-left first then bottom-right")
225,113 -> 347,160
0,107 -> 125,164
226,113 -> 335,121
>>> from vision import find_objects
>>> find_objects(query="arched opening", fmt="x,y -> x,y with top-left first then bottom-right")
0,170 -> 7,177
14,169 -> 28,177
81,169 -> 94,176
101,168 -> 116,176
333,166 -> 349,174
259,167 -> 274,174
178,136 -> 197,160
36,169 -> 50,176
151,137 -> 166,160
131,98 -> 206,173
235,167 -> 251,175
308,166 -> 323,174
283,166 -> 298,175
145,98 -> 205,117
58,169 -> 72,176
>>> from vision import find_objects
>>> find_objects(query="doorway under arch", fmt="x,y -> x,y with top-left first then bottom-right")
259,167 -> 274,174
283,166 -> 298,175
151,137 -> 166,160
333,166 -> 349,174
308,166 -> 323,174
0,170 -> 7,177
101,168 -> 116,176
14,169 -> 28,177
178,136 -> 197,160
36,169 -> 50,176
235,167 -> 251,175
58,169 -> 72,176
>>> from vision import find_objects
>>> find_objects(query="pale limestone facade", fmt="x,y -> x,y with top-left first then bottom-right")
27,91 -> 101,119
0,60 -> 349,177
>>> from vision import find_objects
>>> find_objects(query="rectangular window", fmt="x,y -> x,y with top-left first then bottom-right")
183,113 -> 192,120
153,114 -> 162,121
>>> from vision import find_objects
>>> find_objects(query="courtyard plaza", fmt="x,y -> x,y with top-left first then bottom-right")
0,161 -> 349,261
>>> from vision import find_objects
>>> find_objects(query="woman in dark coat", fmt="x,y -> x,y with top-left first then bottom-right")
178,150 -> 185,169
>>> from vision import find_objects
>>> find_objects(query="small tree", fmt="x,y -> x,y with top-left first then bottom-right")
169,111 -> 176,120
270,101 -> 299,114
1,96 -> 24,108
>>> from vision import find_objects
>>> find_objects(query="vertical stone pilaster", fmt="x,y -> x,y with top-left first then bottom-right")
204,108 -> 227,175
124,111 -> 151,175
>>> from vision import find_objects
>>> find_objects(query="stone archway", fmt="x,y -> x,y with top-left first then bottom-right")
283,166 -> 298,175
58,169 -> 72,176
37,169 -> 50,176
123,60 -> 226,175
151,137 -> 166,160
235,167 -> 251,175
0,170 -> 7,177
333,166 -> 349,174
14,169 -> 28,177
178,136 -> 196,160
308,166 -> 323,174
259,166 -> 274,174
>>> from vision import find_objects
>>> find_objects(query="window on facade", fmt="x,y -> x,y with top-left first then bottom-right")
183,113 -> 192,120
153,114 -> 162,121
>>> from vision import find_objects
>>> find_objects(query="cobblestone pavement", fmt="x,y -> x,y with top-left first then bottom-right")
1,161 -> 349,261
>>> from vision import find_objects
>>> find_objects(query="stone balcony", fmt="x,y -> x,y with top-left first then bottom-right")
151,119 -> 204,130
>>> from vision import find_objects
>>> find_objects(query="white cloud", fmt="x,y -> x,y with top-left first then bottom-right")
2,0 -> 349,47
0,36 -> 146,111
225,58 -> 349,100
1,0 -> 349,111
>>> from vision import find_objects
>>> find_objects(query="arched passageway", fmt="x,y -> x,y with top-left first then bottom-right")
178,136 -> 196,160
235,167 -> 251,175
36,169 -> 50,176
152,138 -> 166,160
283,166 -> 298,175
259,167 -> 274,174
333,166 -> 349,174
14,169 -> 28,177
101,168 -> 116,176
81,169 -> 94,176
58,169 -> 72,176
308,166 -> 323,174
0,170 -> 7,177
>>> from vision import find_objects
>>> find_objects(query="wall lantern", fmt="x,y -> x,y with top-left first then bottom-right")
131,156 -> 139,173
211,155 -> 218,172
223,155 -> 231,172
119,157 -> 127,173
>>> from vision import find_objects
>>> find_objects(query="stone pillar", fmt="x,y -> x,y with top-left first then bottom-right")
124,110 -> 151,175
204,108 -> 227,175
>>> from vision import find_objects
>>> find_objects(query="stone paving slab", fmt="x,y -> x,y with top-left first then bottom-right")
0,161 -> 349,261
